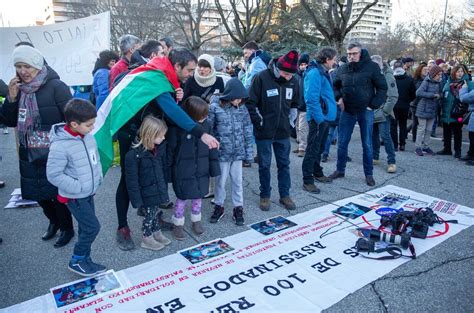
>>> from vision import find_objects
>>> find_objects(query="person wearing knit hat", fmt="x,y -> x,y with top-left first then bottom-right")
245,50 -> 301,211
182,54 -> 224,103
214,56 -> 231,86
12,45 -> 45,71
298,53 -> 310,67
428,64 -> 443,79
435,58 -> 445,66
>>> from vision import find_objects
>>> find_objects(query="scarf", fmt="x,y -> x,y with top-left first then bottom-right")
449,80 -> 463,99
17,66 -> 48,146
194,68 -> 217,88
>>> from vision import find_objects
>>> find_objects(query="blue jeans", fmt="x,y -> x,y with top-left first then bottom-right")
67,196 -> 101,257
373,118 -> 396,164
256,138 -> 291,198
337,110 -> 374,176
302,120 -> 330,184
323,126 -> 338,156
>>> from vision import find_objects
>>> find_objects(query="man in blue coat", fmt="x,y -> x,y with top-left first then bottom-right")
301,47 -> 338,193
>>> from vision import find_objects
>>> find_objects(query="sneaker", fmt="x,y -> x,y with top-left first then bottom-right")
116,227 -> 135,251
399,145 -> 405,151
233,206 -> 245,226
153,230 -> 171,245
210,205 -> 225,223
192,221 -> 204,235
454,151 -> 461,159
297,150 -> 305,157
329,170 -> 345,180
422,148 -> 435,156
68,258 -> 98,277
365,175 -> 376,186
430,132 -> 437,138
86,257 -> 106,274
321,154 -> 328,163
203,192 -> 214,199
137,207 -> 146,217
173,225 -> 186,241
259,198 -> 271,211
387,164 -> 397,173
314,175 -> 332,183
279,197 -> 296,210
3,128 -> 8,135
159,201 -> 174,209
141,235 -> 165,251
373,159 -> 380,165
242,161 -> 252,168
303,183 -> 320,194
436,149 -> 452,156
0,181 -> 4,188
415,148 -> 424,156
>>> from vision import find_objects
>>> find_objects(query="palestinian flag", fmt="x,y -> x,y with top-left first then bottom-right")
93,57 -> 180,173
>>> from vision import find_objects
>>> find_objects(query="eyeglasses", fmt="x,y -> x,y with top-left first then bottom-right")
347,52 -> 360,56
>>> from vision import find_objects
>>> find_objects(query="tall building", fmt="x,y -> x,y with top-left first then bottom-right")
347,0 -> 392,43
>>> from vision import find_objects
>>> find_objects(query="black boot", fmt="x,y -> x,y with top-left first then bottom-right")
42,224 -> 59,241
54,230 -> 74,248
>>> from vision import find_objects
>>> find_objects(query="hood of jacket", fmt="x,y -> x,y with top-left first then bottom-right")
393,67 -> 406,76
249,50 -> 272,66
50,123 -> 82,143
347,48 -> 371,72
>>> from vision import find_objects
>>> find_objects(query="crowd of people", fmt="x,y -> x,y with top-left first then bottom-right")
0,35 -> 473,277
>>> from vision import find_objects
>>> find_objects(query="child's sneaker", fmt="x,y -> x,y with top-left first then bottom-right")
153,230 -> 171,246
141,235 -> 165,251
210,205 -> 225,223
233,206 -> 245,226
415,148 -> 424,156
423,148 -> 435,156
68,258 -> 98,277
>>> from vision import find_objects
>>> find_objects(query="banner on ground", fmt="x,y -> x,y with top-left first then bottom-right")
0,12 -> 110,86
3,185 -> 473,312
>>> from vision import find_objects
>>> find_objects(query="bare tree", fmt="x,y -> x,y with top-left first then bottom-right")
300,0 -> 378,53
365,23 -> 416,61
214,0 -> 274,47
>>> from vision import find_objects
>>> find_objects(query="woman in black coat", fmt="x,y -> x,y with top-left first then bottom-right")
2,45 -> 74,247
183,54 -> 225,103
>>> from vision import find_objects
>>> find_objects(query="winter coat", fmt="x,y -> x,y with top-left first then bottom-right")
415,75 -> 441,119
333,49 -> 388,114
167,120 -> 220,200
124,144 -> 169,208
441,75 -> 474,124
92,68 -> 110,110
374,66 -> 398,123
183,75 -> 225,103
303,60 -> 337,124
208,99 -> 254,163
460,86 -> 474,132
394,70 -> 416,111
1,66 -> 72,201
296,71 -> 306,112
243,50 -> 272,90
246,58 -> 300,140
109,58 -> 129,90
47,123 -> 103,199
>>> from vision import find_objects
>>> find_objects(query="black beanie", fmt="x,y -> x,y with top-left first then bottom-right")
220,78 -> 248,101
298,53 -> 310,65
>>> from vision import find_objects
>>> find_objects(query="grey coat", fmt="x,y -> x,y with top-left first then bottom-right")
47,123 -> 103,199
415,76 -> 441,119
374,66 -> 399,123
208,99 -> 254,162
460,86 -> 474,132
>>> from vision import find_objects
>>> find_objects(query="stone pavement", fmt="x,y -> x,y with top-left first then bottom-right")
0,127 -> 473,311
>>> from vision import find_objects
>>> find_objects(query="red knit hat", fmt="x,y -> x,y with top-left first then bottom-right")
428,65 -> 443,78
277,50 -> 299,74
435,58 -> 445,65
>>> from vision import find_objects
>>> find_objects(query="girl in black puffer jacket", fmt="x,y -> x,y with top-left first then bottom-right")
125,116 -> 171,251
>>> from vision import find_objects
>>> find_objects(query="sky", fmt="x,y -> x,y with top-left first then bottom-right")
0,0 -> 468,28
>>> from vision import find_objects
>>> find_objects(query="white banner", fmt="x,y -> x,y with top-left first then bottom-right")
0,12 -> 110,86
3,185 -> 473,313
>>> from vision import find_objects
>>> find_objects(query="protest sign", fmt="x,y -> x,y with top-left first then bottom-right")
0,12 -> 110,86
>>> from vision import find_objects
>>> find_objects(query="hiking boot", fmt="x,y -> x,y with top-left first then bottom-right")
137,207 -> 146,217
436,149 -> 452,156
210,205 -> 225,223
415,148 -> 424,156
329,170 -> 345,180
279,197 -> 296,210
399,145 -> 405,151
314,175 -> 332,183
321,154 -> 328,163
54,230 -> 74,248
173,225 -> 186,240
387,164 -> 397,173
68,258 -> 98,277
141,235 -> 165,251
158,212 -> 174,231
159,201 -> 174,209
303,183 -> 320,194
366,175 -> 376,187
260,198 -> 271,211
153,230 -> 171,246
42,223 -> 59,241
233,206 -> 245,226
423,148 -> 435,155
116,226 -> 135,251
297,150 -> 305,157
373,159 -> 380,165
192,221 -> 204,235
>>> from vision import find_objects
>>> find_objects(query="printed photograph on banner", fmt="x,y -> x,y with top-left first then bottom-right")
429,200 -> 459,216
402,198 -> 430,210
332,202 -> 371,219
50,271 -> 121,309
179,239 -> 234,264
376,193 -> 410,209
249,215 -> 297,235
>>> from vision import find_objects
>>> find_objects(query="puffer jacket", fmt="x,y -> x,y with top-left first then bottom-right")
460,86 -> 474,132
333,49 -> 388,114
124,143 -> 168,208
47,123 -> 103,199
394,69 -> 416,111
243,50 -> 272,90
167,120 -> 220,200
208,100 -> 253,163
441,75 -> 474,124
415,75 -> 441,119
1,66 -> 71,201
374,65 -> 398,123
